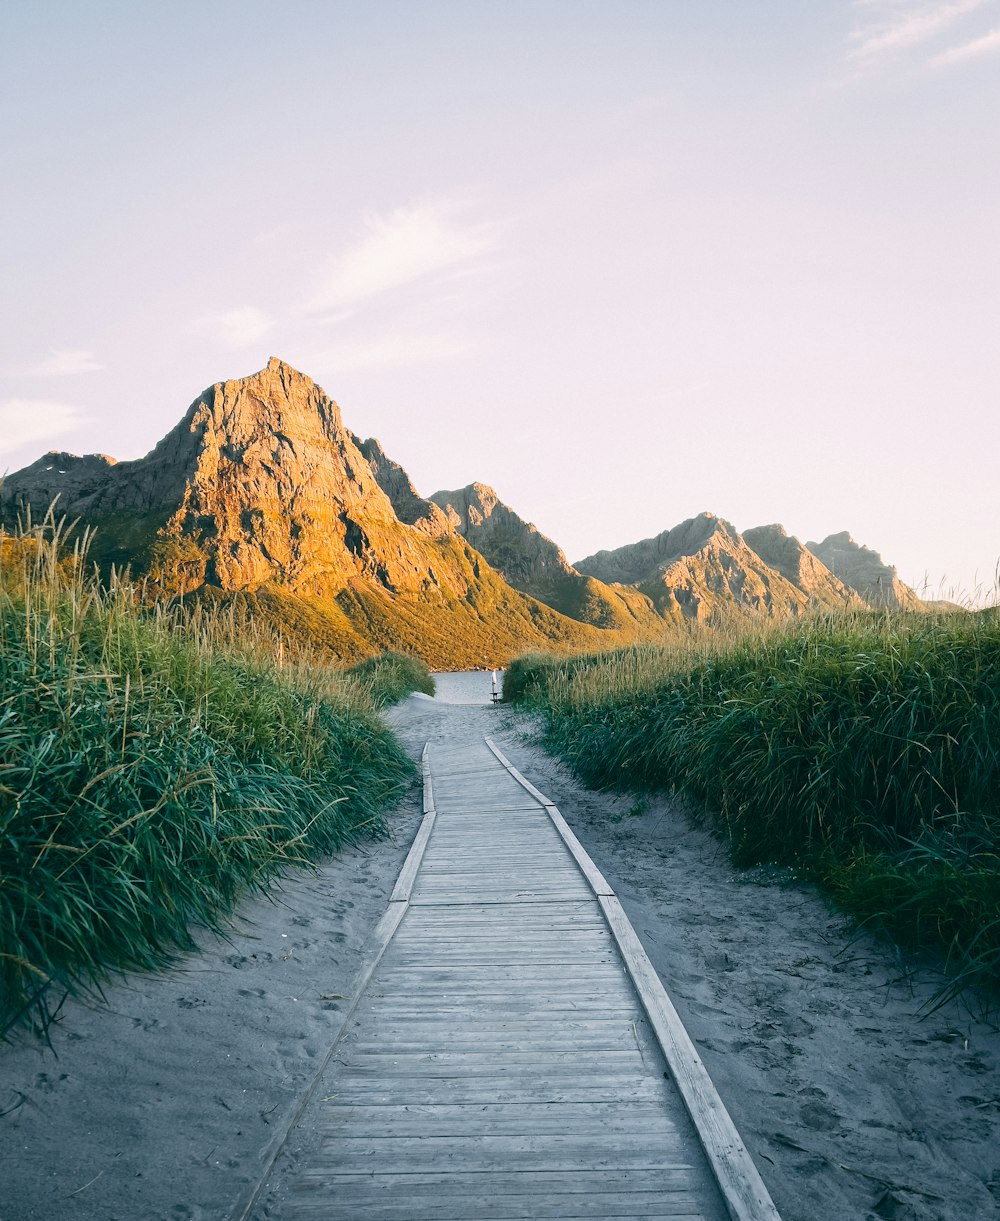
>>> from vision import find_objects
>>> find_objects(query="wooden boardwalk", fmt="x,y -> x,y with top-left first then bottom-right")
250,734 -> 780,1221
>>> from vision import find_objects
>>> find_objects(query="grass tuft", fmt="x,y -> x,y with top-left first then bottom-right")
507,610 -> 1000,996
344,651 -> 436,707
0,513 -> 419,1039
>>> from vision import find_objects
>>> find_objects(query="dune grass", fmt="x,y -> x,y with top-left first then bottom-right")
506,610 -> 1000,998
0,516 -> 421,1040
345,650 -> 436,706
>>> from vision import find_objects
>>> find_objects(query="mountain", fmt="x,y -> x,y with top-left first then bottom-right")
742,524 -> 865,612
576,513 -> 918,622
353,435 -> 451,535
0,358 -> 634,667
805,531 -> 924,611
2,357 -> 933,666
575,513 -> 811,622
428,482 -> 662,631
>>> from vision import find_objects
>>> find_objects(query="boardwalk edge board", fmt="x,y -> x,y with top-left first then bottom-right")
483,734 -> 782,1221
228,745 -> 436,1221
390,747 -> 438,901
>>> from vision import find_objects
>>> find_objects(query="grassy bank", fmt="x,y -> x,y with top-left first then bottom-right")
345,650 -> 436,706
1,518 -> 427,1039
507,611 -> 1000,996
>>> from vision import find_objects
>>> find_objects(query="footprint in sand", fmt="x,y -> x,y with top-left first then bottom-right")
33,1072 -> 68,1093
799,1097 -> 843,1132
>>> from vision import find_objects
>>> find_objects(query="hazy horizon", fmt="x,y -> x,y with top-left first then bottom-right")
3,2 -> 998,601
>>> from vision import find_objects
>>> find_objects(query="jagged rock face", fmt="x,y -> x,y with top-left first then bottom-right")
0,452 -> 118,524
428,483 -> 663,631
429,483 -> 573,587
743,524 -> 865,611
577,513 -> 818,622
166,360 -> 455,596
354,436 -> 451,536
4,359 -> 470,600
806,532 -> 923,611
577,514 -> 925,620
576,513 -> 723,587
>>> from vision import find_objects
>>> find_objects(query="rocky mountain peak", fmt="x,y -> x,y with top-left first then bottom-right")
353,435 -> 451,535
2,360 -> 458,598
742,523 -> 863,610
427,482 -> 664,632
575,511 -> 733,587
429,482 -> 574,584
806,532 -> 923,611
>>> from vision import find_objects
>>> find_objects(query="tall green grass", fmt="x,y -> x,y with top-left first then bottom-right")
0,515 -> 419,1039
345,651 -> 436,706
507,611 -> 1000,996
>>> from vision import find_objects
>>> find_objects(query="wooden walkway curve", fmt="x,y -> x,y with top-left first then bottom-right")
242,733 -> 781,1221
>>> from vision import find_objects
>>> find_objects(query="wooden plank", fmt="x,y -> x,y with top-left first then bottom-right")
288,1199 -> 707,1221
421,741 -> 435,815
408,893 -> 593,906
287,1200 -> 707,1221
378,952 -> 622,967
346,1018 -> 647,1039
345,1034 -> 647,1054
388,933 -> 612,946
374,963 -> 627,980
290,1167 -> 703,1194
310,1100 -> 682,1137
286,1174 -> 712,1221
329,1081 -> 671,1106
359,1005 -> 643,1022
342,1050 -> 646,1071
305,1132 -> 692,1172
389,809 -> 436,902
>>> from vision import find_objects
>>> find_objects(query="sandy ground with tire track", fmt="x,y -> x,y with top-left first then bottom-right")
3,673 -> 999,1221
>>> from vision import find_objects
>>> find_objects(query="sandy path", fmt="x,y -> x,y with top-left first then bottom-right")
4,682 -> 999,1221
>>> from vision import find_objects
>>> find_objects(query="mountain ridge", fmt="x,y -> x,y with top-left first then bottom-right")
1,358 -> 933,664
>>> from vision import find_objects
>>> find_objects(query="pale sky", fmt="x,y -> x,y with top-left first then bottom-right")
3,2 -> 998,601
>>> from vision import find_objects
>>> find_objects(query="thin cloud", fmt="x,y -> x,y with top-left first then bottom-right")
930,22 -> 1000,61
318,330 -> 473,374
304,200 -> 497,315
0,399 -> 90,458
850,0 -> 994,61
23,348 -> 102,376
191,306 -> 273,347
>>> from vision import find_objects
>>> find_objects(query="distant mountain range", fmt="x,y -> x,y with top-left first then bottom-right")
0,358 -> 933,666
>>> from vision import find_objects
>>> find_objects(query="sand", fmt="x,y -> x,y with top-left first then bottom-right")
3,675 -> 999,1220
0,786 -> 424,1221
